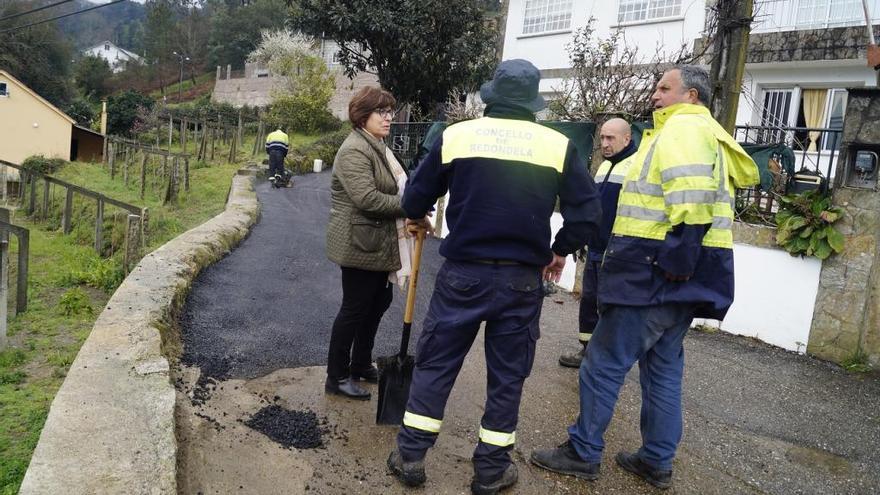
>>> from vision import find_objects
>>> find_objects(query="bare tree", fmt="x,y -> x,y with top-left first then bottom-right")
548,18 -> 705,123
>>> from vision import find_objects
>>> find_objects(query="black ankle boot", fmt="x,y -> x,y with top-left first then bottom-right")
325,376 -> 371,400
351,365 -> 379,383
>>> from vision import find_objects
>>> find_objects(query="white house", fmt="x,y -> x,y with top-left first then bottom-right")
502,0 -> 878,145
83,40 -> 142,73
500,0 -> 880,352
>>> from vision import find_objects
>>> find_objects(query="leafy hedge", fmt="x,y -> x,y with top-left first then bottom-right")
286,126 -> 351,174
21,155 -> 66,175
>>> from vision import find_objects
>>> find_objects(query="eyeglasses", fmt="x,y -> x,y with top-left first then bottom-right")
373,109 -> 395,119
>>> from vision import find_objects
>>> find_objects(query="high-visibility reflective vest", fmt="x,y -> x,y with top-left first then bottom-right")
595,155 -> 635,186
613,103 -> 758,248
440,117 -> 569,172
265,129 -> 289,152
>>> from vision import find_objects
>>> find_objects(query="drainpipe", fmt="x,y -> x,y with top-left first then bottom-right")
862,0 -> 880,85
863,0 -> 876,45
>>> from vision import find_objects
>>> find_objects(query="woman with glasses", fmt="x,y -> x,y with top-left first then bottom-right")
325,86 -> 411,400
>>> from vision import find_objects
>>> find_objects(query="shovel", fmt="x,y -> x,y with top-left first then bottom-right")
376,227 -> 426,425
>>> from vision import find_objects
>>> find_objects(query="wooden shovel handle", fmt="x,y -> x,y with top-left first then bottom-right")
403,228 -> 426,325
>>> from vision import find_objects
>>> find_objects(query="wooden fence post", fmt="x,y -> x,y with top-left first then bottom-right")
181,118 -> 187,154
109,142 -> 116,177
123,214 -> 141,274
168,115 -> 174,149
0,239 -> 6,350
236,110 -> 243,152
41,179 -> 49,219
184,157 -> 190,192
210,126 -> 216,161
94,198 -> 104,255
140,154 -> 148,199
140,207 -> 149,250
28,175 -> 36,215
123,151 -> 129,186
16,228 -> 27,314
62,187 -> 73,235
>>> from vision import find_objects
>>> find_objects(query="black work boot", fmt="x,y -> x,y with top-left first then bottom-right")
350,365 -> 379,383
615,451 -> 672,489
530,440 -> 600,481
387,449 -> 427,487
471,463 -> 518,495
558,342 -> 587,368
324,376 -> 370,400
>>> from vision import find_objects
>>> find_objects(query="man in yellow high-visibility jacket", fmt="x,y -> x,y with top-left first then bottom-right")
265,128 -> 289,184
531,65 -> 759,490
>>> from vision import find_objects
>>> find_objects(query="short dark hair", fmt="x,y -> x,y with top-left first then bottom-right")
348,86 -> 396,128
674,65 -> 712,106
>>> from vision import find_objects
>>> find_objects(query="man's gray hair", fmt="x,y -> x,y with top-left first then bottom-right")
675,65 -> 711,106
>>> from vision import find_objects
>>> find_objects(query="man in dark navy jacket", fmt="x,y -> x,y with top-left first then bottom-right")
559,118 -> 637,368
386,59 -> 602,495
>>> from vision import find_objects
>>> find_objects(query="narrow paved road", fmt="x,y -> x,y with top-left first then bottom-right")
177,171 -> 880,495
180,170 -> 443,381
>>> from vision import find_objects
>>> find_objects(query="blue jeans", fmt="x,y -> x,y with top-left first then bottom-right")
567,303 -> 695,471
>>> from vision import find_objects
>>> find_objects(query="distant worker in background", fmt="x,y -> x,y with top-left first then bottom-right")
558,118 -> 637,368
266,127 -> 291,187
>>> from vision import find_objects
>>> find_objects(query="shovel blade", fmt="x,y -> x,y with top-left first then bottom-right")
376,354 -> 415,425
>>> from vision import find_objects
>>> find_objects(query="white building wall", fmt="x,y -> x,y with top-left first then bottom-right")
503,0 -> 707,71
697,243 -> 822,352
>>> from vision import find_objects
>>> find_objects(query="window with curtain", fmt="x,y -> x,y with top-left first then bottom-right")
617,0 -> 681,23
522,0 -> 573,34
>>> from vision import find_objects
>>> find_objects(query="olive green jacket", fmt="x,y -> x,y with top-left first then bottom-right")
326,128 -> 407,272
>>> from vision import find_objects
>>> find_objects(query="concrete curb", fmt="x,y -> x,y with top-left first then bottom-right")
19,169 -> 260,495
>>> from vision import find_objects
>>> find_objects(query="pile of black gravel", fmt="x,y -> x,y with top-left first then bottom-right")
245,405 -> 328,449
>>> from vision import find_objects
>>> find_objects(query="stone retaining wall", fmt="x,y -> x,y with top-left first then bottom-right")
19,169 -> 260,494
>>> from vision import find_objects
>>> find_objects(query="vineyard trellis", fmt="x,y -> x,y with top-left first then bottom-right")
1,160 -> 147,274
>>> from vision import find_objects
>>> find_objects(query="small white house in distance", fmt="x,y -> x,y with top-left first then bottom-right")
83,40 -> 142,73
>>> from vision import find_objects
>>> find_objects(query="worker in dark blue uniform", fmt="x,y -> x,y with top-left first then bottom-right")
386,59 -> 602,495
559,118 -> 637,368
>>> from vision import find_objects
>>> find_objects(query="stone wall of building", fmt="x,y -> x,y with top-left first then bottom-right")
328,71 -> 381,121
810,88 -> 880,366
746,25 -> 879,64
211,66 -> 379,119
211,77 -> 280,108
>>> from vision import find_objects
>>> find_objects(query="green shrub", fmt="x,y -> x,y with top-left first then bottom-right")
21,155 -> 66,175
59,258 -> 124,293
0,369 -> 26,385
287,126 -> 351,174
775,190 -> 845,260
58,287 -> 93,316
0,348 -> 27,368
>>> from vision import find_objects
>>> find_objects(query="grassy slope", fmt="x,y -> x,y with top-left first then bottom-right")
0,132 -> 319,494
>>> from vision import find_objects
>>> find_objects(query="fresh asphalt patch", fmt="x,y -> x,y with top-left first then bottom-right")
179,170 -> 443,385
244,405 -> 330,450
